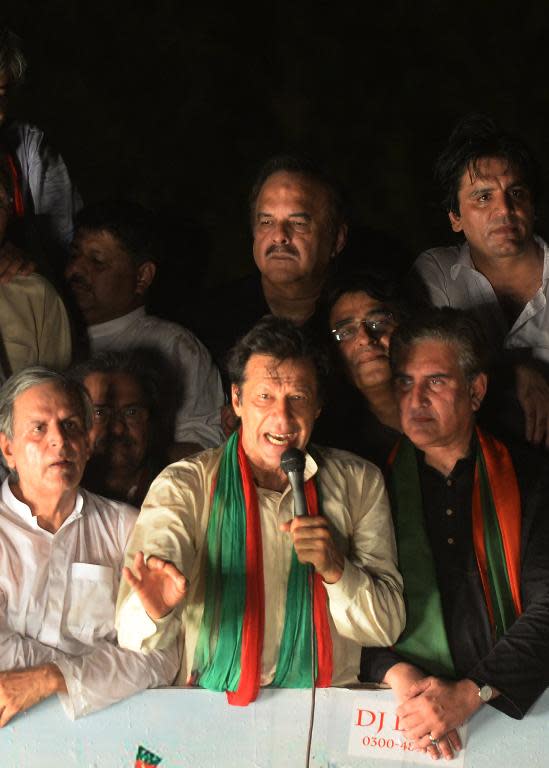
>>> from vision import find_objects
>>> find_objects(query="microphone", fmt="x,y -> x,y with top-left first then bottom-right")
280,447 -> 308,518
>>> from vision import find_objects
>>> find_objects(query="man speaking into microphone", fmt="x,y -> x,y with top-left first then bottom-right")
116,316 -> 404,704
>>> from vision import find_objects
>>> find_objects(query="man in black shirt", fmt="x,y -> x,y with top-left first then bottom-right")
363,308 -> 549,761
197,156 -> 347,389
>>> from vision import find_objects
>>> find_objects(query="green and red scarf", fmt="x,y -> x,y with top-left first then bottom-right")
191,430 -> 333,705
387,427 -> 522,677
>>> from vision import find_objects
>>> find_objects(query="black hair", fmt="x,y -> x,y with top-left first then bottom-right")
434,114 -> 541,215
70,348 -> 176,459
227,315 -> 329,401
74,201 -> 164,267
323,268 -> 408,325
390,307 -> 490,379
248,154 -> 346,237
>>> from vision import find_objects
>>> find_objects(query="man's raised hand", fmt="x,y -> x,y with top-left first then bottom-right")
123,551 -> 187,620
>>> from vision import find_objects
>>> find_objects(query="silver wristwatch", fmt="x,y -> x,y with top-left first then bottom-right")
478,684 -> 494,703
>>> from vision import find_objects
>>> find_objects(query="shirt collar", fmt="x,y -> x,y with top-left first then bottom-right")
87,306 -> 146,340
416,436 -> 476,481
1,478 -> 84,529
304,449 -> 318,482
449,242 -> 474,280
255,448 -> 318,496
449,235 -> 549,282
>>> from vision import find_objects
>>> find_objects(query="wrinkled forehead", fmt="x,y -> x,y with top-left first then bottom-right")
396,338 -> 464,377
256,171 -> 331,214
242,353 -> 318,390
14,381 -> 82,421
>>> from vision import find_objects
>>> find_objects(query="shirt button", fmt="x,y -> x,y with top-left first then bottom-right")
446,479 -> 452,487
447,537 -> 455,545
446,508 -> 454,517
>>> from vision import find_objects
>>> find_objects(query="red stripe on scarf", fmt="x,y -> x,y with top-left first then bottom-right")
471,468 -> 495,626
5,154 -> 24,218
305,481 -> 333,687
227,436 -> 265,705
475,428 -> 523,614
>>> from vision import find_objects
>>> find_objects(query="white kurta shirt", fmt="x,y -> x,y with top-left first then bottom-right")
0,480 -> 179,719
116,444 -> 405,688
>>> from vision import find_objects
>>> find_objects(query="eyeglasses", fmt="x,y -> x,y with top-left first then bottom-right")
92,404 -> 149,426
331,311 -> 394,343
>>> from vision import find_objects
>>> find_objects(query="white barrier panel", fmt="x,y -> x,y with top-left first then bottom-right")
2,686 -> 548,767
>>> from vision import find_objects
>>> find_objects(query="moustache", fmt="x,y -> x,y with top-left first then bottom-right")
94,434 -> 137,454
68,273 -> 93,292
266,244 -> 300,258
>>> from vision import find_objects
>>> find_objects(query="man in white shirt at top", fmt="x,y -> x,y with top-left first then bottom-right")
0,367 -> 179,725
65,201 -> 225,458
412,115 -> 549,448
0,26 -> 82,260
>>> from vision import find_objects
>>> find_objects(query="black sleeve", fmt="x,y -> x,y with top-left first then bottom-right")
467,450 -> 549,719
359,646 -> 410,684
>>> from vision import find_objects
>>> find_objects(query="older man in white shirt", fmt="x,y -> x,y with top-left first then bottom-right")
0,367 -> 179,725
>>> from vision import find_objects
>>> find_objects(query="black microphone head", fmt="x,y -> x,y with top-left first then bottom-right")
280,447 -> 306,475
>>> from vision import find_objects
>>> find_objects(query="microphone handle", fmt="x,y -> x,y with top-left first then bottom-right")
288,470 -> 308,518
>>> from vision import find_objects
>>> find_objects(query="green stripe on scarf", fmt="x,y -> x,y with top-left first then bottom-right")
477,450 -> 517,636
388,435 -> 520,678
194,431 -> 245,690
193,431 -> 317,691
272,550 -> 315,688
389,437 -> 455,677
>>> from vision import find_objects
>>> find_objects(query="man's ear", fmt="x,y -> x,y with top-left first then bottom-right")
231,384 -> 242,417
0,432 -> 15,470
448,210 -> 463,234
332,223 -> 348,258
470,372 -> 488,412
135,261 -> 156,296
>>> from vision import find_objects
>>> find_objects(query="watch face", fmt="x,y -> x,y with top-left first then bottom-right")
479,684 -> 493,703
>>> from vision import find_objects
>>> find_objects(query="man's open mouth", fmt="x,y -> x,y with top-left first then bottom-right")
265,432 -> 297,446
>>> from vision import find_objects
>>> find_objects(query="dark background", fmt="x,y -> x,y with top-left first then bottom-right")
4,1 -> 549,318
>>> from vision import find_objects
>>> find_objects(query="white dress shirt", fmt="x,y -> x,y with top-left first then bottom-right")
0,480 -> 180,719
87,307 -> 225,448
413,237 -> 549,362
6,120 -> 82,249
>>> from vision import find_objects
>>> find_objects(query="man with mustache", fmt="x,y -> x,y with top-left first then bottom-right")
65,201 -> 224,459
412,115 -> 549,448
73,350 -> 174,507
0,368 -> 179,725
198,156 -> 348,388
362,309 -> 549,761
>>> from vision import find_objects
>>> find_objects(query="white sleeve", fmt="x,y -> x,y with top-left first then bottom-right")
25,125 -> 83,248
411,251 -> 452,307
55,638 -> 180,720
324,469 -> 405,647
171,332 -> 225,448
0,589 -> 64,670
